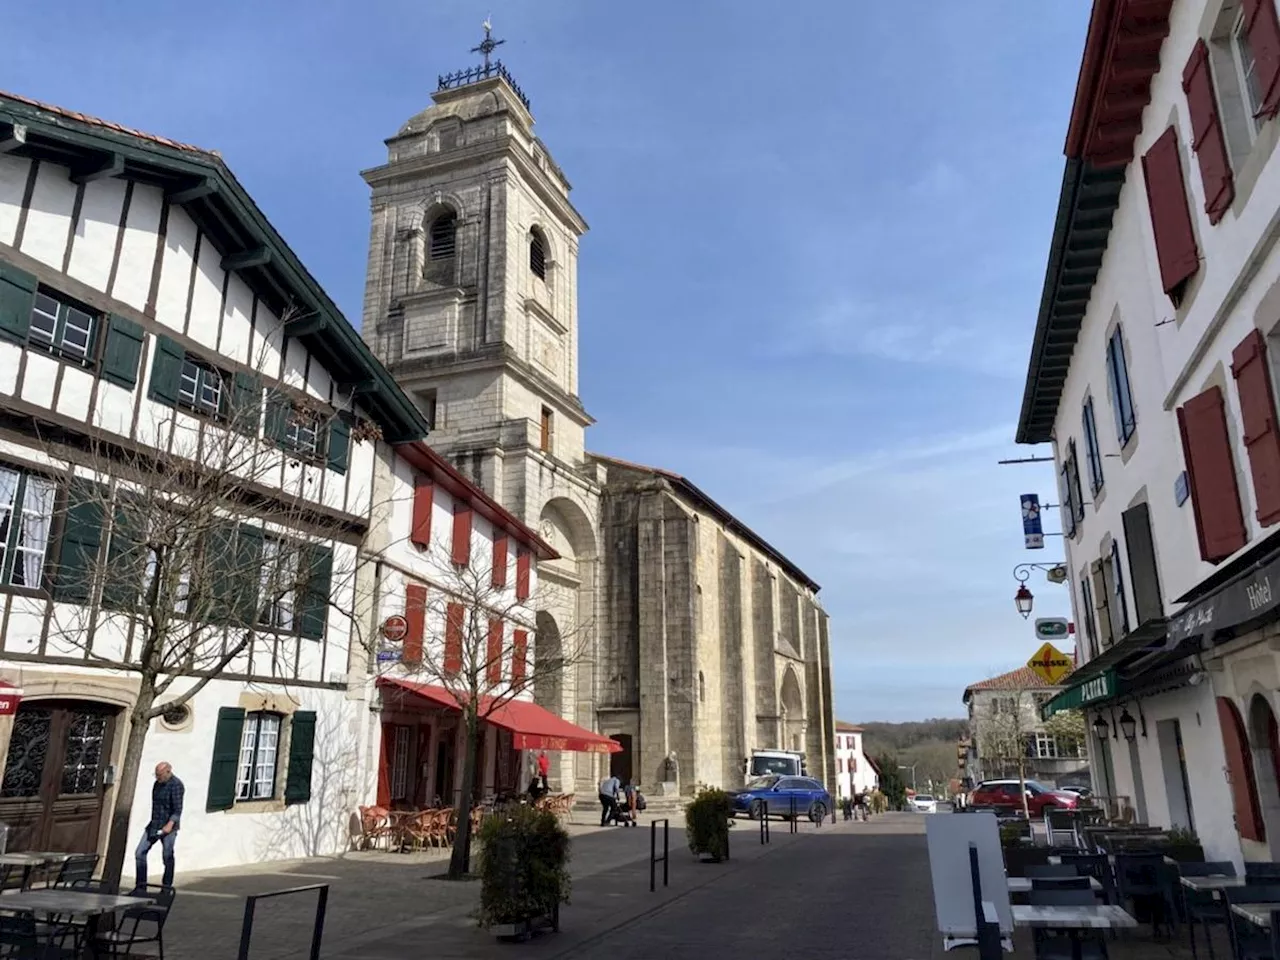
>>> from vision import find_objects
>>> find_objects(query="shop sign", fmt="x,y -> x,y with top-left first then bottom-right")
1022,494 -> 1044,550
1035,618 -> 1070,641
0,682 -> 22,717
1027,642 -> 1073,685
1078,672 -> 1113,704
381,615 -> 408,643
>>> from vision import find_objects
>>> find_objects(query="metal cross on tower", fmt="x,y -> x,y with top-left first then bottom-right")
471,17 -> 505,69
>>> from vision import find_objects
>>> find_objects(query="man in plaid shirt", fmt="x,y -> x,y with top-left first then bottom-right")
136,762 -> 183,889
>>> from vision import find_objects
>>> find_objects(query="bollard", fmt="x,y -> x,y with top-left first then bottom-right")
649,818 -> 670,892
790,795 -> 798,834
759,802 -> 770,844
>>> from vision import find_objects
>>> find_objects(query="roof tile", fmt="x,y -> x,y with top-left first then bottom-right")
0,89 -> 214,156
965,666 -> 1070,693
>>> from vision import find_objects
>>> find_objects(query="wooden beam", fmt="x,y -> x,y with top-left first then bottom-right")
338,380 -> 381,396
284,314 -> 328,337
0,123 -> 27,154
70,152 -> 125,185
166,178 -> 217,204
221,246 -> 272,271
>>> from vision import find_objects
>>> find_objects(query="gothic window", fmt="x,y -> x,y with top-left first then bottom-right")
428,212 -> 457,261
529,228 -> 547,280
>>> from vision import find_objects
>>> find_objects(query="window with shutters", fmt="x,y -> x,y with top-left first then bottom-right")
1082,397 -> 1105,494
1235,8 -> 1266,130
421,389 -> 438,431
178,356 -> 227,418
1122,503 -> 1165,625
1234,329 -> 1280,525
27,290 -> 98,366
1060,441 -> 1085,536
258,536 -> 299,633
530,228 -> 548,281
142,549 -> 192,616
1106,539 -> 1131,636
1142,129 -> 1202,305
1091,559 -> 1115,648
0,465 -> 56,591
1106,328 -> 1138,446
1178,385 -> 1248,562
540,407 -> 553,453
235,712 -> 282,802
428,212 -> 457,261
284,410 -> 322,459
1079,572 -> 1098,659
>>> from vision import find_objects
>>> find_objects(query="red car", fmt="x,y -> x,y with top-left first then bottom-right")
969,779 -> 1080,816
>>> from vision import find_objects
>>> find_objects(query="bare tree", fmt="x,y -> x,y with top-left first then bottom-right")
977,690 -> 1036,820
38,339 -> 377,889
375,548 -> 588,880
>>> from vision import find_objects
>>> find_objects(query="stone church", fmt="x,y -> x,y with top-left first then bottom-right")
359,54 -> 834,798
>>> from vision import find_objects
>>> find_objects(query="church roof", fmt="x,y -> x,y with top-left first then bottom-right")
0,89 -> 430,444
591,453 -> 822,592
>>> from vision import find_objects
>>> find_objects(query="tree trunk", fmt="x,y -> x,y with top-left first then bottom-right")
101,686 -> 156,891
447,708 -> 480,879
1018,761 -> 1030,822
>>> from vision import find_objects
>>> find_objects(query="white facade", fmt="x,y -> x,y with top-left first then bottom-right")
833,724 -> 876,799
1019,0 -> 1280,868
0,94 -> 430,876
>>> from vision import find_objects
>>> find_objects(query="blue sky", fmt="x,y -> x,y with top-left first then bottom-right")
4,1 -> 1092,721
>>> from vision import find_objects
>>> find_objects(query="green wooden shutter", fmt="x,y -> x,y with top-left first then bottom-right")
54,482 -> 105,604
296,543 -> 332,640
233,524 -> 264,626
100,498 -> 144,611
284,710 -> 317,805
147,335 -> 185,406
231,372 -> 262,437
0,261 -> 36,343
326,416 -> 351,474
264,394 -> 289,446
100,315 -> 146,389
207,707 -> 246,811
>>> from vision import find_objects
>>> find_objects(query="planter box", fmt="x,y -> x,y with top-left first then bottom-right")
491,903 -> 560,941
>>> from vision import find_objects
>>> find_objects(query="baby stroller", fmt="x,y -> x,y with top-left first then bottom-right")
614,787 -> 643,827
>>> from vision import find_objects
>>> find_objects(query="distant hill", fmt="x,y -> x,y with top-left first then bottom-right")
858,718 -> 969,796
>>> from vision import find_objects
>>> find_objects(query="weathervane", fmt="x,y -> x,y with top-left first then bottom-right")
471,16 -> 505,70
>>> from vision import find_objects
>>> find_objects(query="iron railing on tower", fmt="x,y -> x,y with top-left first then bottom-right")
436,61 -> 531,111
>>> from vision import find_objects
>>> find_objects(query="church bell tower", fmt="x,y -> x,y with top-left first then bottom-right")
360,24 -> 603,793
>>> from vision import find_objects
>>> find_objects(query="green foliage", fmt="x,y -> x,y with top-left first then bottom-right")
476,805 -> 571,928
875,754 -> 908,810
1167,826 -> 1200,847
1000,823 -> 1026,848
869,790 -> 888,814
861,719 -> 970,790
685,787 -> 732,860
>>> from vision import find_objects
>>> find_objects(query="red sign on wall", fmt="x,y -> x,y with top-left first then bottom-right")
0,681 -> 24,717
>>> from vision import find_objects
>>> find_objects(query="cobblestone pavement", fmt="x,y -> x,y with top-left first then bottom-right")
162,811 -> 1228,959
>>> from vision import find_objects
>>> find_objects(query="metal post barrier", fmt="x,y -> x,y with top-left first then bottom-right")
760,802 -> 770,844
790,796 -> 798,834
237,884 -> 329,960
725,816 -> 730,860
649,818 -> 669,892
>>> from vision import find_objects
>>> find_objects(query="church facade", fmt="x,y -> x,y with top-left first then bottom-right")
360,60 -> 833,797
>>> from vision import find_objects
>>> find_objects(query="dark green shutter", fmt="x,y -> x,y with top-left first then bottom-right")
326,416 -> 351,474
284,711 -> 317,805
297,543 -> 332,640
264,395 -> 289,446
231,372 -> 261,437
0,261 -> 36,343
54,482 -> 105,604
232,525 -> 264,625
100,498 -> 144,611
207,706 -> 246,811
147,335 -> 185,406
100,315 -> 145,389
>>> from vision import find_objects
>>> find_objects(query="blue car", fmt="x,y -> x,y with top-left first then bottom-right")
727,775 -> 832,822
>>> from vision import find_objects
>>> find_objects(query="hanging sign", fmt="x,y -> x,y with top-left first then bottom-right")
0,682 -> 23,717
1026,642 -> 1074,686
381,615 -> 408,643
1034,617 -> 1070,641
1022,494 -> 1044,549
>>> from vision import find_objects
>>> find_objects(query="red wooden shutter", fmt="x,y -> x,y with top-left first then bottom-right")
491,534 -> 508,588
486,617 -> 503,685
1182,39 -> 1236,224
1218,696 -> 1266,841
1178,386 -> 1248,561
1142,127 -> 1201,297
1244,0 -> 1280,119
512,629 -> 528,683
376,723 -> 394,807
410,479 -> 434,549
444,602 -> 464,676
1232,329 -> 1280,525
451,503 -> 472,567
403,583 -> 427,664
515,548 -> 531,600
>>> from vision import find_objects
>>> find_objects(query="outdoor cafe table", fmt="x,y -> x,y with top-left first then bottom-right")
1180,875 -> 1248,892
1007,877 -> 1102,894
1012,904 -> 1138,960
0,888 -> 153,949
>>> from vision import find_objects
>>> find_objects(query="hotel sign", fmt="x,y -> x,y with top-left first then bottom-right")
1169,552 -> 1280,645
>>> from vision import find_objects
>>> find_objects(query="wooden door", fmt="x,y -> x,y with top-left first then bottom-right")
0,701 -> 117,853
610,735 -> 633,785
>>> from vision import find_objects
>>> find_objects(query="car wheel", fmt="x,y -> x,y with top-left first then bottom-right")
808,801 -> 827,823
748,799 -> 765,821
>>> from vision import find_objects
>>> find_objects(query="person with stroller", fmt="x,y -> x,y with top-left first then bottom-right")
842,794 -> 854,821
854,789 -> 871,822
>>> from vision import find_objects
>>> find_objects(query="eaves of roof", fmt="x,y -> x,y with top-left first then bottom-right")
0,90 -> 430,444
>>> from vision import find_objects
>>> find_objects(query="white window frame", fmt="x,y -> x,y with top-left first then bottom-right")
1232,7 -> 1265,139
285,411 -> 322,458
178,358 -> 224,416
258,537 -> 298,632
0,467 -> 56,589
27,292 -> 96,364
235,712 -> 282,801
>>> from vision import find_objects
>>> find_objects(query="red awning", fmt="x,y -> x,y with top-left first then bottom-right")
377,678 -> 621,754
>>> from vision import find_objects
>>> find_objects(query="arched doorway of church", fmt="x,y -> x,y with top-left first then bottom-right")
1247,692 -> 1280,856
779,668 -> 805,753
534,610 -> 564,720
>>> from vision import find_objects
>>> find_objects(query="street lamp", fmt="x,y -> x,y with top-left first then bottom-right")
1091,714 -> 1109,740
1012,563 -> 1069,618
1118,709 -> 1137,743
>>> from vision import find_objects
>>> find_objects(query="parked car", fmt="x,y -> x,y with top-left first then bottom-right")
726,775 -> 832,822
910,794 -> 938,813
967,779 -> 1079,817
1058,785 -> 1092,799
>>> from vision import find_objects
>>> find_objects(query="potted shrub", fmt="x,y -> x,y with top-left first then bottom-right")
476,805 -> 571,939
1163,826 -> 1205,863
686,787 -> 733,862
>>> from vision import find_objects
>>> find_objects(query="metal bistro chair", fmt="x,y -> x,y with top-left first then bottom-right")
1115,852 -> 1179,938
1060,853 -> 1117,906
1031,876 -> 1094,892
1225,884 -> 1280,960
49,856 -> 98,890
1178,861 -> 1238,960
0,911 -> 84,959
94,884 -> 176,959
1027,865 -> 1081,879
1028,887 -> 1108,960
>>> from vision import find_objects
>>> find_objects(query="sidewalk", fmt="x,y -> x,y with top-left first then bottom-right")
165,812 -> 831,959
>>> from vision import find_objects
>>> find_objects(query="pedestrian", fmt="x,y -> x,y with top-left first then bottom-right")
136,761 -> 183,889
598,772 -> 621,827
537,750 -> 550,791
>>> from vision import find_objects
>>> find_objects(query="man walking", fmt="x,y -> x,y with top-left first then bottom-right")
598,772 -> 621,827
537,750 -> 550,791
136,761 -> 183,889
